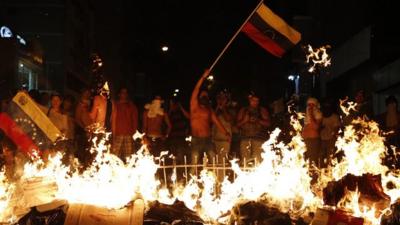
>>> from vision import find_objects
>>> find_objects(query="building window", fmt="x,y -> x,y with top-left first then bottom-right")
18,61 -> 38,90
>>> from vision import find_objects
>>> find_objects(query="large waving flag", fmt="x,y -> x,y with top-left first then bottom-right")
242,3 -> 301,57
0,92 -> 62,156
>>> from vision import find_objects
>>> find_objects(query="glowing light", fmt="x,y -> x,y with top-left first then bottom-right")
161,46 -> 169,52
0,26 -> 12,38
2,100 -> 400,225
207,75 -> 214,81
306,44 -> 331,73
16,35 -> 26,45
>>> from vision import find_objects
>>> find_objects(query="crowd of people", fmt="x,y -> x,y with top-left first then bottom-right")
1,71 -> 400,178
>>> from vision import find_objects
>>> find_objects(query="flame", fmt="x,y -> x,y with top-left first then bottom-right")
306,44 -> 331,73
133,130 -> 145,140
314,98 -> 400,225
337,189 -> 382,225
1,101 -> 400,225
332,118 -> 388,179
339,97 -> 358,116
0,171 -> 14,222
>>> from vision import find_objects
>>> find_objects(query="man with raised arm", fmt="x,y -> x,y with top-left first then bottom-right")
190,70 -> 230,166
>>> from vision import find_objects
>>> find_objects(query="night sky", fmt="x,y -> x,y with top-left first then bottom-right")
122,0 -> 306,103
1,0 -> 398,106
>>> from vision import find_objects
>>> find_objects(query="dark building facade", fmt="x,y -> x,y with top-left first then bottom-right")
0,25 -> 44,98
0,0 -> 65,93
318,0 -> 400,115
64,0 -> 95,96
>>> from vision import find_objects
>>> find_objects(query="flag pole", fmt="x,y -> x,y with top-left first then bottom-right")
208,0 -> 264,72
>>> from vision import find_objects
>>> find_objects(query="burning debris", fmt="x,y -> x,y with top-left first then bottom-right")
228,201 -> 306,225
381,200 -> 400,225
16,203 -> 66,225
145,201 -> 204,225
323,174 -> 391,215
1,99 -> 400,225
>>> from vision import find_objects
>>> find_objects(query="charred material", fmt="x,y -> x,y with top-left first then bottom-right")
16,206 -> 66,225
323,173 -> 390,210
144,201 -> 204,225
380,200 -> 400,225
228,201 -> 304,225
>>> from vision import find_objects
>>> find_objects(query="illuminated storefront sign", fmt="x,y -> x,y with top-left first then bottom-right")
1,25 -> 26,45
0,26 -> 13,38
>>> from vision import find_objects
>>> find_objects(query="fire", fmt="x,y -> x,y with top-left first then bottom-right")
168,125 -> 322,223
306,44 -> 331,73
1,99 -> 400,225
338,189 -> 382,225
315,98 -> 400,225
0,171 -> 14,222
332,118 -> 388,179
339,97 -> 358,116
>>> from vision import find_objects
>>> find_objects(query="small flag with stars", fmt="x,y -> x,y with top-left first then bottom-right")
0,91 -> 62,156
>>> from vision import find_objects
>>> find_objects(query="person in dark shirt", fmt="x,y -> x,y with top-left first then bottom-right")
166,97 -> 190,164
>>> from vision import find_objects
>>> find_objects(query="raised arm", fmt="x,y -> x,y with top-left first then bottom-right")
190,70 -> 210,111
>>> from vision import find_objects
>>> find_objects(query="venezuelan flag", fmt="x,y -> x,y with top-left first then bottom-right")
242,3 -> 301,57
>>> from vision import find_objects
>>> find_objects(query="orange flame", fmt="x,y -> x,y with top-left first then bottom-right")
1,103 -> 400,225
306,44 -> 331,73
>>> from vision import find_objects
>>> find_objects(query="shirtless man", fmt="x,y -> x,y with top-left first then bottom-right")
89,82 -> 109,130
79,82 -> 109,166
75,88 -> 93,163
75,88 -> 93,131
190,70 -> 230,165
143,96 -> 172,156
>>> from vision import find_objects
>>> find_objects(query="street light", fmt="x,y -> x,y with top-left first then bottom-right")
288,74 -> 300,95
161,46 -> 169,52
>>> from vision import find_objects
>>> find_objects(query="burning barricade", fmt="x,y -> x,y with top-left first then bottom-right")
1,99 -> 400,225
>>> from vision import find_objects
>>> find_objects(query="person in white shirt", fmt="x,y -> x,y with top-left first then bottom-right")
320,99 -> 341,166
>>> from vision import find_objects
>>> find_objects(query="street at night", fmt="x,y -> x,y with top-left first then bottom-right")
1,1 -> 400,225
